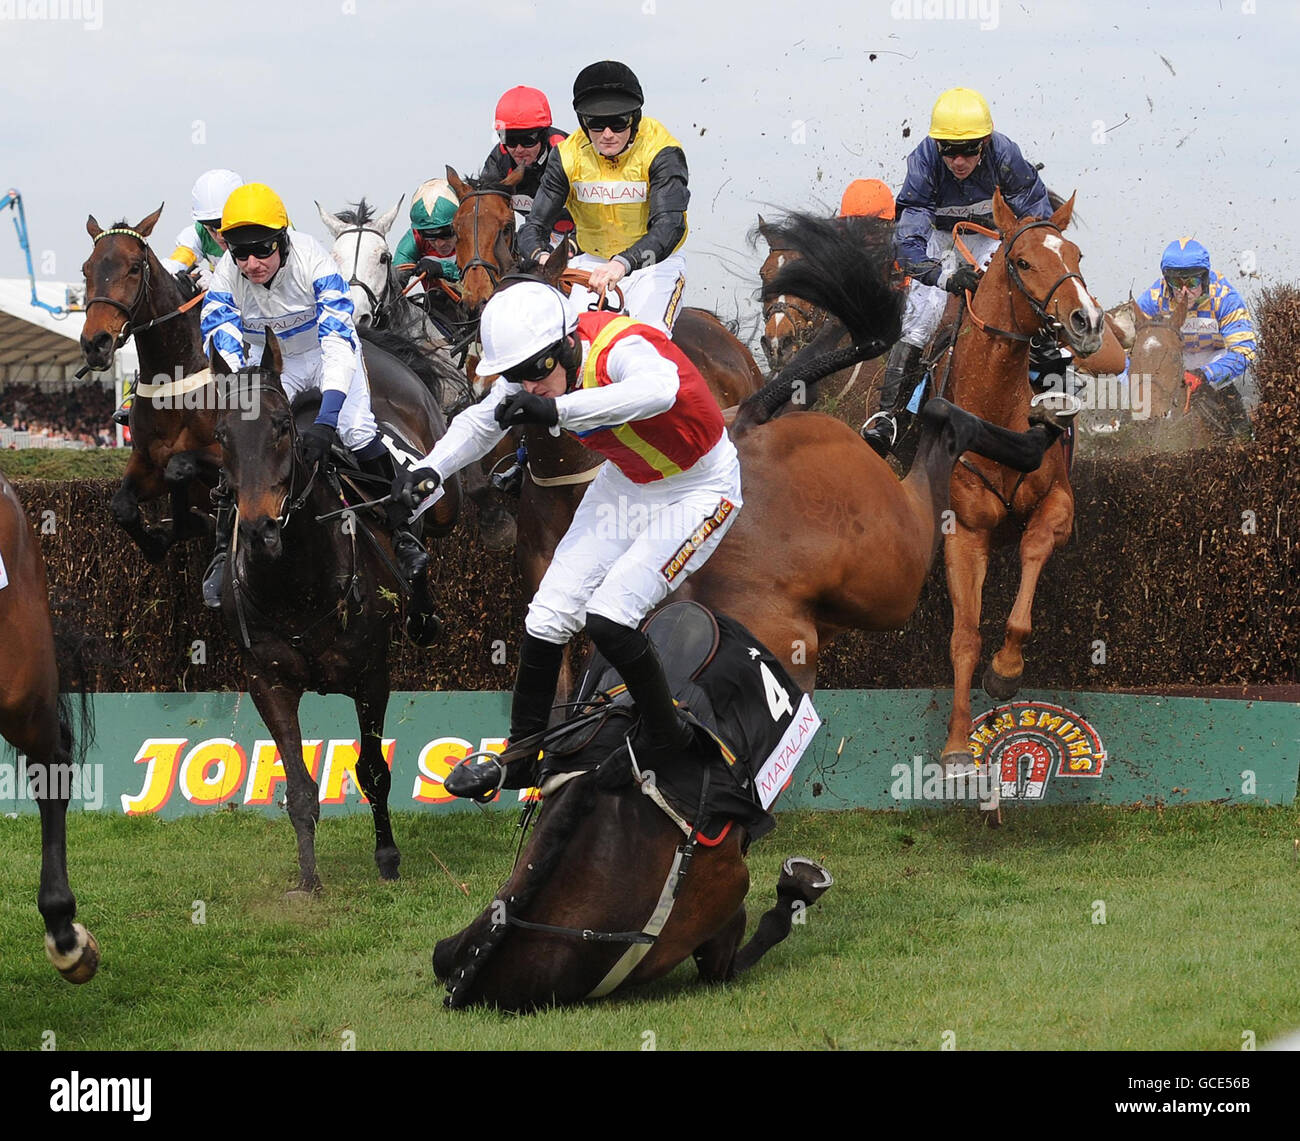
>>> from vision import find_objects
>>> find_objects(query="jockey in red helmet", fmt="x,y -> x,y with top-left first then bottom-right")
479,86 -> 574,245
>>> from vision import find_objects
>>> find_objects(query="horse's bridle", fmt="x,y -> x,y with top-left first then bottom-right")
458,187 -> 516,287
84,228 -> 154,348
337,225 -> 392,325
80,227 -> 206,376
955,219 -> 1088,343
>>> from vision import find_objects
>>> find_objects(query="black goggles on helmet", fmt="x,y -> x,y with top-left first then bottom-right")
500,129 -> 545,148
230,237 -> 281,261
937,138 -> 985,158
502,339 -> 566,384
581,113 -> 635,134
419,226 -> 455,242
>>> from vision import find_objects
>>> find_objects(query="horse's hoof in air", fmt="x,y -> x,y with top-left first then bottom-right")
778,856 -> 833,905
139,530 -> 172,565
45,924 -> 100,984
982,663 -> 1022,701
405,610 -> 443,647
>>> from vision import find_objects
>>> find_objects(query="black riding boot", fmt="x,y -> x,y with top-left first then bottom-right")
444,634 -> 565,802
862,342 -> 922,459
587,613 -> 694,770
202,481 -> 235,610
1218,384 -> 1253,441
356,448 -> 430,583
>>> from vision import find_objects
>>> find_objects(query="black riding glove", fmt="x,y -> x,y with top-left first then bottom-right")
299,422 -> 336,469
391,466 -> 441,511
495,391 -> 559,429
945,264 -> 982,295
418,256 -> 446,282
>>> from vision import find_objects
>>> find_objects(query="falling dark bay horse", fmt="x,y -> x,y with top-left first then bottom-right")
1,474 -> 97,982
433,212 -> 1069,1010
208,331 -> 458,892
80,206 -> 217,562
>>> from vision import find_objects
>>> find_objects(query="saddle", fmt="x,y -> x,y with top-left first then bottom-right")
542,601 -> 818,843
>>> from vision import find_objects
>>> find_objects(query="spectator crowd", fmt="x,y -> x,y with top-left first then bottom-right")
0,383 -> 116,447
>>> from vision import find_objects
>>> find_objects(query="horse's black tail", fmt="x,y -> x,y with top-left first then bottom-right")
53,627 -> 95,767
734,212 -> 903,435
359,325 -> 468,412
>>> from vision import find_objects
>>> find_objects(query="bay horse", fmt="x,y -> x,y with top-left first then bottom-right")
933,189 -> 1109,769
433,212 -> 1070,1009
80,206 -> 217,562
1,473 -> 98,982
1124,295 -> 1221,448
207,330 -> 459,893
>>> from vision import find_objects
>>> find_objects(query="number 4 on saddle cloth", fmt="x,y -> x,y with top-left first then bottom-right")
545,601 -> 822,843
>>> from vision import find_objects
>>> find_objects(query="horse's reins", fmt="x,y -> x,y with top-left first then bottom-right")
78,226 -> 206,377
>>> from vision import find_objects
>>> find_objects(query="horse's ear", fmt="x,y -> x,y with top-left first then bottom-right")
209,339 -> 232,376
991,188 -> 1018,237
135,204 -> 165,238
502,164 -> 524,189
315,201 -> 348,239
1049,190 -> 1077,232
262,329 -> 284,376
1128,297 -> 1145,327
445,165 -> 472,200
375,194 -> 404,236
541,238 -> 571,285
86,214 -> 103,240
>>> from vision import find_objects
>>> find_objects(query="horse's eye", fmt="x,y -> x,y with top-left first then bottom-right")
380,252 -> 390,264
128,264 -> 141,275
1016,258 -> 1031,271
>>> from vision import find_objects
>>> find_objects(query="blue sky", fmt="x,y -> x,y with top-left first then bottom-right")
1,0 -> 1292,338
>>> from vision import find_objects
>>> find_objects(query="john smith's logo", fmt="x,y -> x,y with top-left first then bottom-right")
968,702 -> 1106,800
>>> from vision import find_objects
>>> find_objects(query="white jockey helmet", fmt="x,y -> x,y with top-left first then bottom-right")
192,169 -> 245,223
477,282 -> 579,377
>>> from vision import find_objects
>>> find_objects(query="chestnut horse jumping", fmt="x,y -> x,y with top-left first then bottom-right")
1,474 -> 98,982
934,190 -> 1114,768
432,213 -> 1070,1009
80,206 -> 217,562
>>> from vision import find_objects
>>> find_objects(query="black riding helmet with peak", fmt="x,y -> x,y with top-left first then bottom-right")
573,60 -> 644,148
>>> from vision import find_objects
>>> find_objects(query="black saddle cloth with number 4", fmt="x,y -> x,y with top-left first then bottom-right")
568,601 -> 822,842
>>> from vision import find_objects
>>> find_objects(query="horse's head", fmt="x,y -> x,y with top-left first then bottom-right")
990,189 -> 1104,357
755,215 -> 816,371
80,205 -> 165,371
209,331 -> 297,561
318,197 -> 404,330
447,164 -> 523,313
1129,293 -> 1188,419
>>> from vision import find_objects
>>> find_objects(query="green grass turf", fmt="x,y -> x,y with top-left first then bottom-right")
0,449 -> 128,481
1,803 -> 1298,1050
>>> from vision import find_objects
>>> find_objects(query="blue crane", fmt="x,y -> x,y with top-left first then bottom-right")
2,187 -> 82,316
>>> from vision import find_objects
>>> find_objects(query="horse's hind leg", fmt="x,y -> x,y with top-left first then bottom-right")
33,740 -> 99,984
694,905 -> 746,983
353,670 -> 400,881
986,487 -> 1073,700
249,675 -> 321,893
